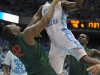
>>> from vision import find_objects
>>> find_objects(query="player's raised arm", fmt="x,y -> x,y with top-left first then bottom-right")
62,0 -> 84,12
23,0 -> 60,38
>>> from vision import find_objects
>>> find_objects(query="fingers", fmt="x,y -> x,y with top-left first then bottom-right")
90,67 -> 99,75
87,65 -> 97,72
87,64 -> 100,75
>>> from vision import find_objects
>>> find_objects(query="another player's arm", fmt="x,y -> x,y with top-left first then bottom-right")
28,6 -> 43,37
27,4 -> 43,27
32,6 -> 43,24
87,64 -> 100,75
3,64 -> 10,75
92,49 -> 100,57
80,55 -> 100,65
62,0 -> 84,12
25,2 -> 57,37
27,13 -> 37,27
69,48 -> 100,65
22,0 -> 59,45
27,4 -> 42,27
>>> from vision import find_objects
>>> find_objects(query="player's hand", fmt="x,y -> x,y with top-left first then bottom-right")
35,34 -> 42,38
87,64 -> 100,75
52,0 -> 60,5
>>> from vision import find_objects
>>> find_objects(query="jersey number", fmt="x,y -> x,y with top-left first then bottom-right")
12,45 -> 25,57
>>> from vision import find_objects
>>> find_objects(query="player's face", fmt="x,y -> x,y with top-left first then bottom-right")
78,34 -> 88,45
7,24 -> 21,33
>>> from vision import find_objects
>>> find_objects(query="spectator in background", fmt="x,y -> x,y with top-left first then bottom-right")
1,54 -> 5,73
0,50 -> 2,69
0,44 -> 2,51
69,33 -> 100,75
3,51 -> 27,75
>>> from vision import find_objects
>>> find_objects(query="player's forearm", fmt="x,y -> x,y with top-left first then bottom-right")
75,0 -> 84,8
27,13 -> 37,27
80,55 -> 100,65
92,49 -> 100,58
42,2 -> 56,24
27,0 -> 59,37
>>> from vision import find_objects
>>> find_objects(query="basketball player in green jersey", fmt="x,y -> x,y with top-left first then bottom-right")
69,33 -> 100,75
1,0 -> 60,75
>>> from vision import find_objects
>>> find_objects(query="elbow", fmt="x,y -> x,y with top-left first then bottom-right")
76,5 -> 82,9
41,17 -> 50,25
75,4 -> 82,9
79,55 -> 90,64
79,55 -> 100,65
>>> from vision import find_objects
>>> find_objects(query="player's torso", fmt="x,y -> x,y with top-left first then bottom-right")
8,33 -> 51,74
85,47 -> 93,57
42,1 -> 68,38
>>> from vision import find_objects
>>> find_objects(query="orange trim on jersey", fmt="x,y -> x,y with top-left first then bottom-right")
86,51 -> 91,56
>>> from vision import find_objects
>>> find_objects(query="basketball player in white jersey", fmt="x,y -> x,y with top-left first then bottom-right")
3,51 -> 27,75
31,0 -> 100,74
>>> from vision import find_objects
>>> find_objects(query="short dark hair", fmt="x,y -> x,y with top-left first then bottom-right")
2,26 -> 15,41
80,33 -> 89,41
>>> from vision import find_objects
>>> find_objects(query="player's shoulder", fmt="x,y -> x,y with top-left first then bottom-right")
7,51 -> 12,55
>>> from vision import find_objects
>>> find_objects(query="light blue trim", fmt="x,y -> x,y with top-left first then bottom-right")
61,11 -> 83,48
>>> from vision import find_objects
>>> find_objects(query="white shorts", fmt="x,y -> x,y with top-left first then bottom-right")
49,43 -> 87,74
49,30 -> 87,74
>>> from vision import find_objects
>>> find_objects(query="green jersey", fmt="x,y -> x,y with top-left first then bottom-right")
8,33 -> 57,75
69,48 -> 93,75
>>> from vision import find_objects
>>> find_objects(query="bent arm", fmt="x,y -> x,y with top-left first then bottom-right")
62,0 -> 84,12
80,55 -> 100,65
92,49 -> 100,57
27,13 -> 37,27
23,1 -> 59,38
69,48 -> 100,65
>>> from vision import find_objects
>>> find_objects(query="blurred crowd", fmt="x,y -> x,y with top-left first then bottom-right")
0,36 -> 8,74
0,0 -> 99,21
68,0 -> 100,21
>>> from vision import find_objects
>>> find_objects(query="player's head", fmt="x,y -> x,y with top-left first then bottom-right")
2,23 -> 21,41
78,33 -> 89,46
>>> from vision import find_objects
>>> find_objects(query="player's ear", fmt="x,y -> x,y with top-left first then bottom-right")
13,31 -> 17,36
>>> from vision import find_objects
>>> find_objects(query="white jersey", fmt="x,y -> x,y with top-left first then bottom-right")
42,1 -> 83,54
4,51 -> 27,75
42,1 -> 87,74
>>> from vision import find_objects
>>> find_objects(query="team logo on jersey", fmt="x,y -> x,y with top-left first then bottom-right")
86,51 -> 91,56
12,45 -> 25,57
